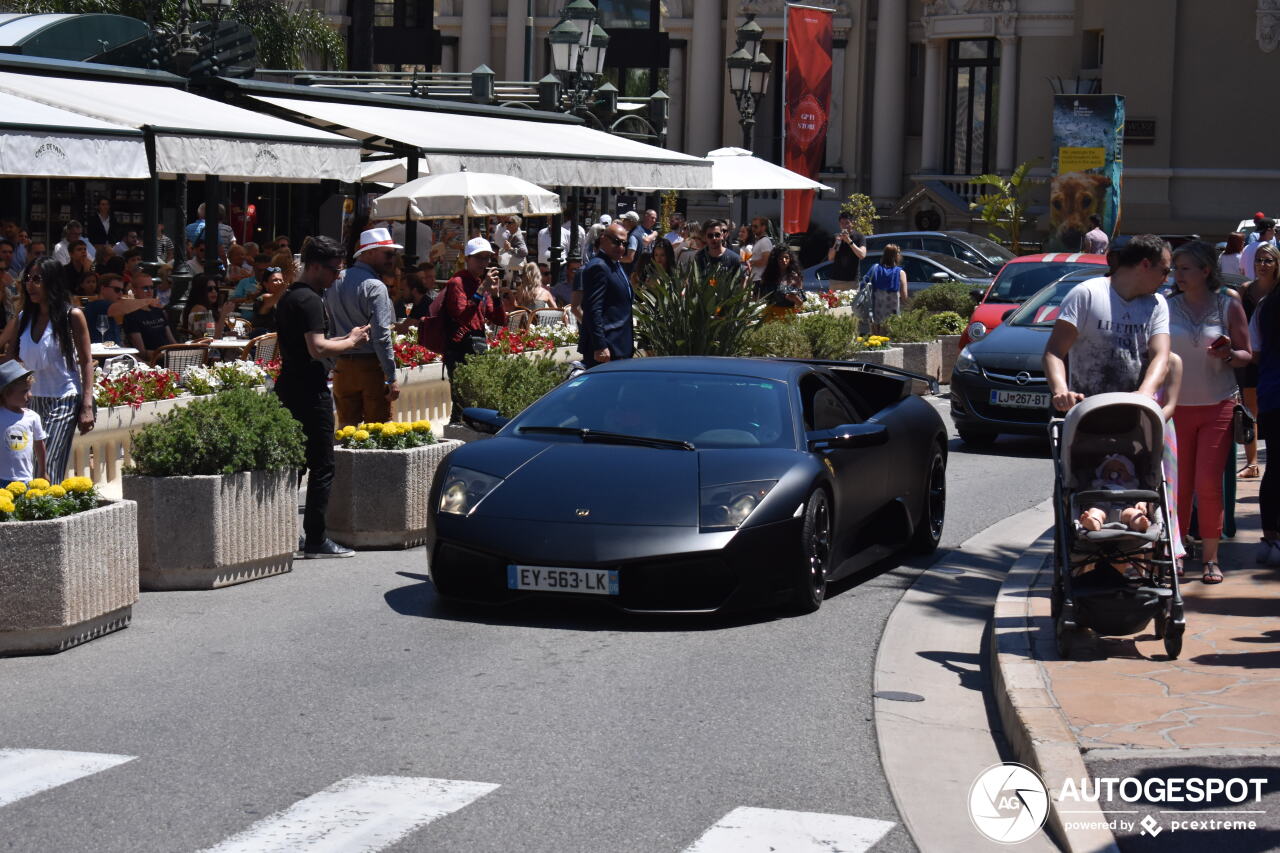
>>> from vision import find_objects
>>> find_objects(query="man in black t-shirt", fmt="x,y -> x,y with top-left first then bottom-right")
691,219 -> 743,280
827,211 -> 867,291
122,275 -> 175,362
274,235 -> 370,559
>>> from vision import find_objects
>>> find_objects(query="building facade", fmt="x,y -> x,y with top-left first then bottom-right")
313,1 -> 1280,239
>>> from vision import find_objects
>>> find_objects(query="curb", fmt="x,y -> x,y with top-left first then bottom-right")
990,526 -> 1122,853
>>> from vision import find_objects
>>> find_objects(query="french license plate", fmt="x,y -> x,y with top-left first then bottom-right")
990,389 -> 1050,409
507,565 -> 619,595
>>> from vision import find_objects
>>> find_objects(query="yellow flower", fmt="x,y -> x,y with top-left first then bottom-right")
412,421 -> 431,433
25,488 -> 44,499
0,499 -> 13,513
6,481 -> 26,495
340,425 -> 357,438
47,485 -> 66,498
334,431 -> 344,441
61,476 -> 93,493
353,429 -> 370,441
29,478 -> 50,490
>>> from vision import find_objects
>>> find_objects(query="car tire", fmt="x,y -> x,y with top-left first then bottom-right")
909,445 -> 946,554
957,426 -> 997,447
792,489 -> 832,614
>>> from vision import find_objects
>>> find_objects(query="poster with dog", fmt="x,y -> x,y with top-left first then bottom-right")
1046,94 -> 1125,252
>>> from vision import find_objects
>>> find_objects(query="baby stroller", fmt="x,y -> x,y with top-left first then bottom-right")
1049,393 -> 1185,659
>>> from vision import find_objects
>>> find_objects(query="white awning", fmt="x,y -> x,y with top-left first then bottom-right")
631,147 -> 833,193
359,157 -> 431,184
251,94 -> 711,189
0,89 -> 147,178
0,71 -> 361,182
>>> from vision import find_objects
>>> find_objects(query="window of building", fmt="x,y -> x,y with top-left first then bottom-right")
597,0 -> 655,30
1082,29 -> 1104,69
943,38 -> 999,176
373,0 -> 395,27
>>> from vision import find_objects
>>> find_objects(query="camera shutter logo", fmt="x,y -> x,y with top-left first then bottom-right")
969,762 -> 1050,844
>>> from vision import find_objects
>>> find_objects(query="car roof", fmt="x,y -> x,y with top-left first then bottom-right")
865,230 -> 983,240
589,355 -> 808,382
1003,252 -> 1108,265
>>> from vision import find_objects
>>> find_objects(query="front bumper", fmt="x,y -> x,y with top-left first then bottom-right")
949,369 -> 1053,437
428,516 -> 804,614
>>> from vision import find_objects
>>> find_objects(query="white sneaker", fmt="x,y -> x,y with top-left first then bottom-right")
1255,538 -> 1280,565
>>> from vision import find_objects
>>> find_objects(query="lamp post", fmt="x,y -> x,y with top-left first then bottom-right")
547,0 -> 610,277
727,14 -> 772,225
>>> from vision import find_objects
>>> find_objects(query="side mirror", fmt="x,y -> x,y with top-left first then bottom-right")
808,422 -> 888,451
931,271 -> 951,281
461,407 -> 509,434
970,288 -> 985,302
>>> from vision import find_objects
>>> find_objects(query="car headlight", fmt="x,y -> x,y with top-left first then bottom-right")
966,321 -> 988,341
437,466 -> 504,516
955,345 -> 981,375
700,480 -> 777,530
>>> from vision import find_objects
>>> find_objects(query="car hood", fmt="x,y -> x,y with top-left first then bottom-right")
451,439 -> 799,527
968,323 -> 1052,372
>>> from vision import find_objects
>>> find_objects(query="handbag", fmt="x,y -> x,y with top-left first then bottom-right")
1234,392 -> 1256,445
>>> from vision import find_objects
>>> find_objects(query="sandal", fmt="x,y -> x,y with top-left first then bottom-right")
1239,464 -> 1261,479
1202,561 -> 1224,584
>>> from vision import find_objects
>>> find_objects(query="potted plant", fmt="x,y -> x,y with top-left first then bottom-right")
123,388 -> 304,590
450,349 -> 568,439
326,420 -> 461,548
928,311 -> 967,380
885,309 -> 941,392
851,334 -> 903,368
0,477 -> 138,655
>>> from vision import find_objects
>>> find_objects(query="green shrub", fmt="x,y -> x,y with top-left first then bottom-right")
910,282 -> 978,316
796,312 -> 860,360
634,262 -> 765,356
884,309 -> 937,343
740,319 -> 812,359
451,351 -> 567,417
929,311 -> 966,336
128,388 -> 304,477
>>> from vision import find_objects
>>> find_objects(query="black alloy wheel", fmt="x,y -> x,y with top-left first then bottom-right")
793,489 -> 832,614
909,446 -> 946,553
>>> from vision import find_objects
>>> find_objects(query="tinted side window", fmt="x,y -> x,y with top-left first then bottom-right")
800,375 -> 857,431
921,237 -> 955,255
901,257 -> 930,282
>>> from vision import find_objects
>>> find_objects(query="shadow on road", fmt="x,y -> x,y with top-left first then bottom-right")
948,433 -> 1051,459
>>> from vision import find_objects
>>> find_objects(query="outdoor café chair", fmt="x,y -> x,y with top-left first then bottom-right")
534,308 -> 567,327
506,309 -> 531,332
150,343 -> 212,371
238,333 -> 278,364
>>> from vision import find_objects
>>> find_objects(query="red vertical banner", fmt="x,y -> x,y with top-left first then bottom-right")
783,5 -> 833,234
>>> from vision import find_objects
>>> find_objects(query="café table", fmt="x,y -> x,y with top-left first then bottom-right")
89,343 -> 140,361
204,337 -> 250,361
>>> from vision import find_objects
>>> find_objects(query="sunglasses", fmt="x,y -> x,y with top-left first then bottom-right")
103,285 -> 124,293
600,233 -> 625,247
265,266 -> 282,274
1258,257 -> 1277,265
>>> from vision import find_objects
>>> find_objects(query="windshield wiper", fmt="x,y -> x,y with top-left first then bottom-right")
518,425 -> 695,451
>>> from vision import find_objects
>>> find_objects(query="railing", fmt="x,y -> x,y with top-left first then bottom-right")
70,346 -> 580,500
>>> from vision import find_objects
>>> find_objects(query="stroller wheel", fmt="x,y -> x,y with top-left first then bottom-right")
1051,576 -> 1064,619
1163,624 -> 1184,659
1055,615 -> 1075,658
1153,603 -> 1167,639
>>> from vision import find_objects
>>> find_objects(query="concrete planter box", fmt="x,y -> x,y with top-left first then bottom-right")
893,340 -> 942,395
854,347 -> 903,368
938,335 -> 963,383
123,469 -> 297,590
0,500 -> 138,656
326,440 -> 462,548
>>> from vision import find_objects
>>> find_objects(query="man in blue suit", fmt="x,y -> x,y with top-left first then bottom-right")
579,221 -> 634,367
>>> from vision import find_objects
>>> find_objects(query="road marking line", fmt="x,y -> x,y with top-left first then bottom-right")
199,775 -> 499,853
0,748 -> 136,808
681,806 -> 895,853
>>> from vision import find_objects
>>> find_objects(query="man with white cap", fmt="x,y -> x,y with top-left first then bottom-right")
325,226 -> 402,427
442,236 -> 507,423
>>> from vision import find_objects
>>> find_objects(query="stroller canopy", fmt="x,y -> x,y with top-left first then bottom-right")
1061,392 -> 1166,490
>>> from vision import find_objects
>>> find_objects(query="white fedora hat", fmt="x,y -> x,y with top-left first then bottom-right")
353,226 -> 403,257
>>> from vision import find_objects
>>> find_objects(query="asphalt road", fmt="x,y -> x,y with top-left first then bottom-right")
0,396 -> 1055,853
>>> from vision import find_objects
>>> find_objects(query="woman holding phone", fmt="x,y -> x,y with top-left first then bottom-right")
1167,240 -> 1252,583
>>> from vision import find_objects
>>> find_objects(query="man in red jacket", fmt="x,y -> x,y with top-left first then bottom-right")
443,236 -> 507,423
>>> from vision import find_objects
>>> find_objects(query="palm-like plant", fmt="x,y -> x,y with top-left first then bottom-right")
968,157 -> 1042,254
4,0 -> 346,70
634,262 -> 766,357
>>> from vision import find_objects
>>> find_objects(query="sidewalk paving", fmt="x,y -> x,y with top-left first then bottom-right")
993,474 -> 1280,853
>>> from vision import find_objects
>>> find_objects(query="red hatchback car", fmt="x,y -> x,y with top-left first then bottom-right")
959,252 -> 1108,349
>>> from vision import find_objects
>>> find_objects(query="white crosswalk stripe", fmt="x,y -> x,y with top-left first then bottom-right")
197,775 -> 499,853
681,806 -> 895,853
0,748 -> 136,808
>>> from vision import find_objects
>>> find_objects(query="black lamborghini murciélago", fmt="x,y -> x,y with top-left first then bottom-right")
426,357 -> 947,615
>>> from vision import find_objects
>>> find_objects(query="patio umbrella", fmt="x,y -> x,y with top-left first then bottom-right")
370,170 -> 562,220
359,157 -> 431,185
703,147 -> 833,192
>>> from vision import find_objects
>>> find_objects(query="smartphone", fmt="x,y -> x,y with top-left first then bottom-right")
1210,334 -> 1230,350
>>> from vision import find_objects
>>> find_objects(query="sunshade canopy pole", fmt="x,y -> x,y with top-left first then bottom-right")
142,127 -> 160,269
404,148 -> 421,265
205,174 -> 221,284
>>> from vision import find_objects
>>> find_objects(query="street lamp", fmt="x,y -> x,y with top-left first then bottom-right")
727,14 -> 772,224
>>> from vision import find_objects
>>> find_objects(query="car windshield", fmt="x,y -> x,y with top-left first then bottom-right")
928,254 -> 990,278
1006,278 -> 1083,327
990,262 -> 1103,302
510,371 -> 796,449
958,234 -> 1015,265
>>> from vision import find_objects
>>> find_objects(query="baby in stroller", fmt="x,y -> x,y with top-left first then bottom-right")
1079,453 -> 1153,533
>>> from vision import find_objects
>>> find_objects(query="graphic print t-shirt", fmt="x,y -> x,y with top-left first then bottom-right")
1,406 -> 45,482
1056,277 -> 1169,399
